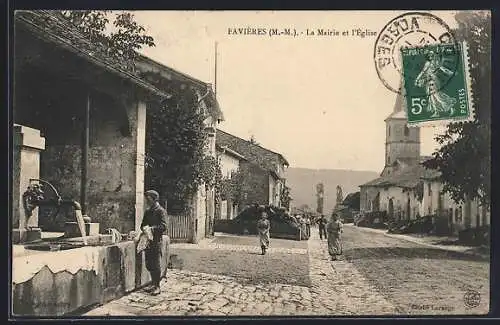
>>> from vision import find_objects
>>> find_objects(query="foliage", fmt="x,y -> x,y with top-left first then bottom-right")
335,185 -> 344,207
60,10 -> 155,70
342,191 -> 360,210
316,183 -> 324,214
423,11 -> 491,207
280,185 -> 292,210
143,75 -> 215,212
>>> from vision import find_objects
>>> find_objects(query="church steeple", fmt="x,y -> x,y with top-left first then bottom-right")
381,92 -> 421,177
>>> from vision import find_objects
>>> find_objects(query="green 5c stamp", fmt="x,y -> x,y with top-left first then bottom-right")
401,41 -> 474,126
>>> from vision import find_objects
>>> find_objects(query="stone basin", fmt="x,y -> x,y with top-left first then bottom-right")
23,234 -> 117,251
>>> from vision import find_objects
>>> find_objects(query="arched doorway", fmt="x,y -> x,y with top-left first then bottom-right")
388,198 -> 394,220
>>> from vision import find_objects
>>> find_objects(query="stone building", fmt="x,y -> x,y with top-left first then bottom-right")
216,129 -> 289,209
14,10 -> 169,235
13,10 -> 222,241
359,92 -> 490,234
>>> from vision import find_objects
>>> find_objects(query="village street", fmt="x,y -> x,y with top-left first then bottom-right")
85,225 -> 489,317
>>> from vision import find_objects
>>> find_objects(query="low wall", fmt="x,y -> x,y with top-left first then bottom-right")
12,236 -> 170,316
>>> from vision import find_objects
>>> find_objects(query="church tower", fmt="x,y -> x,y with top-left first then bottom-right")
381,92 -> 421,176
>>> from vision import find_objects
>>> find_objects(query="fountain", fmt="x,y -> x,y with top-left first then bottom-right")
22,178 -> 88,246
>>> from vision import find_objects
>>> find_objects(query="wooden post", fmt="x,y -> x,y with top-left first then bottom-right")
81,94 -> 90,215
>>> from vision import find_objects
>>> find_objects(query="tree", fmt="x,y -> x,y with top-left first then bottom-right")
316,183 -> 324,214
423,11 -> 491,207
335,185 -> 344,208
60,11 -> 155,70
280,185 -> 292,210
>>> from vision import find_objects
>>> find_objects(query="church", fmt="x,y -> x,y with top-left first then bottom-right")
359,93 -> 490,235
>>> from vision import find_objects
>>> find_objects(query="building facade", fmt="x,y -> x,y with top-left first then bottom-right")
359,92 -> 490,234
216,129 -> 289,209
216,145 -> 246,220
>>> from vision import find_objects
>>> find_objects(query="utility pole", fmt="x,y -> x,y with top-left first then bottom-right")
214,41 -> 218,98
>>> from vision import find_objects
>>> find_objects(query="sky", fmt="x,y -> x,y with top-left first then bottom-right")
133,11 -> 459,172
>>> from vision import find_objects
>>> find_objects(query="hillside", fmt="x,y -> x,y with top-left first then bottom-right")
284,167 -> 379,212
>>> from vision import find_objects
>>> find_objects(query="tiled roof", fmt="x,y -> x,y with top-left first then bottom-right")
216,129 -> 289,176
15,10 -> 169,99
136,55 -> 224,121
361,163 -> 440,188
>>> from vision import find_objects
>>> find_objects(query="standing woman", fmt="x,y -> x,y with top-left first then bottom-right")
327,213 -> 343,261
257,210 -> 271,255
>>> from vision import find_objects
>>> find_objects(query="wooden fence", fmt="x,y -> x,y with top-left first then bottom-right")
168,215 -> 192,243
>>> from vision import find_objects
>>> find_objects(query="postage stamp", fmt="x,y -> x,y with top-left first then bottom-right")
374,12 -> 457,94
400,41 -> 474,126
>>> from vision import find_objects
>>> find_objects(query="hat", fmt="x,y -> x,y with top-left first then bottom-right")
144,190 -> 160,201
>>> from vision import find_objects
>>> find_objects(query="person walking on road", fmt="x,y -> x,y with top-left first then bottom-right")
318,214 -> 328,240
327,213 -> 343,261
257,210 -> 271,255
140,190 -> 168,295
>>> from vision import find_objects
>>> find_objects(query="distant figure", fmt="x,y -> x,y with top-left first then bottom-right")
257,210 -> 271,255
327,213 -> 343,261
318,214 -> 328,240
305,215 -> 311,237
141,190 -> 168,295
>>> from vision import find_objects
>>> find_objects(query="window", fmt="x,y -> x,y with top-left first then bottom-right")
428,183 -> 432,196
388,126 -> 391,136
404,125 -> 409,136
387,155 -> 390,164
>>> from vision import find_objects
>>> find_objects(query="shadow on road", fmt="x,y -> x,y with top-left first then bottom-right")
344,246 -> 489,262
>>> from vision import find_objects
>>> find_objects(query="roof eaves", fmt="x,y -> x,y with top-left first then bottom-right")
16,11 -> 169,100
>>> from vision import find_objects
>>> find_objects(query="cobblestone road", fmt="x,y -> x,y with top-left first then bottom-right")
85,225 -> 489,316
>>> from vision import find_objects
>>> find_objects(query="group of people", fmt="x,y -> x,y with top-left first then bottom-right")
256,210 -> 343,261
136,190 -> 345,296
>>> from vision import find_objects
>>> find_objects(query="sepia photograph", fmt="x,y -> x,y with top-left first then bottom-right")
10,9 -> 491,318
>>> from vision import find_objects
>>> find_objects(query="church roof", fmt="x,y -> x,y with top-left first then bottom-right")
384,90 -> 408,121
360,163 -> 440,189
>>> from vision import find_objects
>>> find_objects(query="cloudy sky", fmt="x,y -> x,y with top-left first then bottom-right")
134,11 -> 459,172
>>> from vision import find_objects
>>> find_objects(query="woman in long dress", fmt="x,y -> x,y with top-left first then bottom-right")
414,50 -> 457,117
257,211 -> 271,255
327,213 -> 343,261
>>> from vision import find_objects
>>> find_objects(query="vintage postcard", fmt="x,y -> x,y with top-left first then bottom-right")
10,10 -> 490,318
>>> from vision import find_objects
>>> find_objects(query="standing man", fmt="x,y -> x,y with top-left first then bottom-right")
141,190 -> 168,296
318,214 -> 328,240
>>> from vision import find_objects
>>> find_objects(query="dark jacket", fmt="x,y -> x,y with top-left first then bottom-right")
141,202 -> 168,242
318,217 -> 327,228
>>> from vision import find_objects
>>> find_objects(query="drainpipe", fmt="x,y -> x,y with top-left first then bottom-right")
81,93 -> 90,215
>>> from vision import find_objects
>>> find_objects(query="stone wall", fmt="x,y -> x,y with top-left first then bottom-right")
15,62 -> 146,234
12,236 -> 170,316
34,95 -> 145,233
